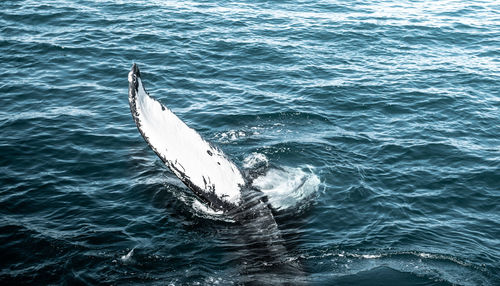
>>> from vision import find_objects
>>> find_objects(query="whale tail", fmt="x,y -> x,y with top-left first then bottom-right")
128,63 -> 246,212
128,64 -> 304,283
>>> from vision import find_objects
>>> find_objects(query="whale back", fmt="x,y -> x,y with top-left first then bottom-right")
128,64 -> 245,211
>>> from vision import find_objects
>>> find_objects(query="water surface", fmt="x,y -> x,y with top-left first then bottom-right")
1,0 -> 499,285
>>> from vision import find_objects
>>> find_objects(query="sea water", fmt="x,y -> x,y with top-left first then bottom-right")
0,0 -> 499,284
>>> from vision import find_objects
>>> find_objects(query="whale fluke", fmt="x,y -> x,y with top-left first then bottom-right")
128,64 -> 246,211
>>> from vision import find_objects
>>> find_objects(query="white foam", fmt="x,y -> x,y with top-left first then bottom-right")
215,130 -> 254,143
192,199 -> 224,216
4,106 -> 94,122
242,152 -> 269,169
120,248 -> 134,262
251,161 -> 321,211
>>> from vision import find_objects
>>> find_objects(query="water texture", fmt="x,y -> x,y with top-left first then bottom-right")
1,0 -> 499,285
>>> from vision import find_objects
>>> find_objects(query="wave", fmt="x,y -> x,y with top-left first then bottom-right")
302,249 -> 495,286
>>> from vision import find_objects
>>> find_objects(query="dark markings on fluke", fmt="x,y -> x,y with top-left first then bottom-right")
128,63 -> 304,282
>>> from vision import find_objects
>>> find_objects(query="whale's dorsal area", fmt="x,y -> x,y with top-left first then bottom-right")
128,64 -> 245,211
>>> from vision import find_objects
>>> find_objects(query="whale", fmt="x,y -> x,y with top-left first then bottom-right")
128,64 -> 304,283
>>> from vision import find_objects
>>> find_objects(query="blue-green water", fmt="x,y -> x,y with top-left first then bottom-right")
1,0 -> 499,285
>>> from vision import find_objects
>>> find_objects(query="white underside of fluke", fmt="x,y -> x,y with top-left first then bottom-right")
128,65 -> 245,210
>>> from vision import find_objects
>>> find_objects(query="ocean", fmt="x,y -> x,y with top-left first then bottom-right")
0,0 -> 499,285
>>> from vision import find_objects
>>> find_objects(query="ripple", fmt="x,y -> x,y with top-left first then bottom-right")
1,0 -> 499,284
303,249 -> 495,286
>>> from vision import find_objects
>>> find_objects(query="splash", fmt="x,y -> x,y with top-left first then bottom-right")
242,152 -> 269,169
170,152 -> 321,217
245,153 -> 321,211
120,248 -> 135,263
192,199 -> 224,216
215,130 -> 258,143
